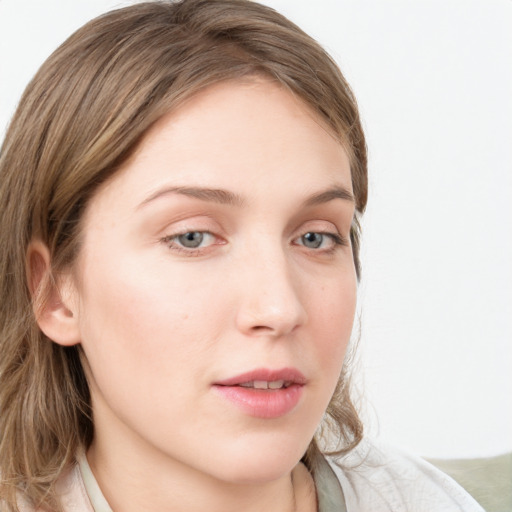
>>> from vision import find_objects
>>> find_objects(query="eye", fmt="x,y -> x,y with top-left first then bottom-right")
162,231 -> 217,252
295,231 -> 346,251
177,231 -> 209,248
301,232 -> 325,249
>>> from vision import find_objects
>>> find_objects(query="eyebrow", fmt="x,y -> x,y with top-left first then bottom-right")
138,186 -> 245,208
303,186 -> 355,206
138,184 -> 354,209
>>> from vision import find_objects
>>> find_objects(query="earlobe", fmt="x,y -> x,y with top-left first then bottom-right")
27,241 -> 81,346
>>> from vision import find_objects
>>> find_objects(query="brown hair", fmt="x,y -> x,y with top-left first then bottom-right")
0,0 -> 367,509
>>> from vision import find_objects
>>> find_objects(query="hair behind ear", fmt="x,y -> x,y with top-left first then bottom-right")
0,236 -> 91,510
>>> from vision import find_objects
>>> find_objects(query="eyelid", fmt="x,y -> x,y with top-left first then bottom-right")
293,218 -> 344,237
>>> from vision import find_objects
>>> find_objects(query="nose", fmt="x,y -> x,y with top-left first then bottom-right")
234,250 -> 308,338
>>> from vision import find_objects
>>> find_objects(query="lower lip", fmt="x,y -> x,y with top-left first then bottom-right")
213,384 -> 303,419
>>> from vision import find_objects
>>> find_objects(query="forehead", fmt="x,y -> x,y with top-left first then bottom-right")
84,79 -> 352,219
139,80 -> 347,170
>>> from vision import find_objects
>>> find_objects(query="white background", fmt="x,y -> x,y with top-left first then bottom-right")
1,0 -> 510,459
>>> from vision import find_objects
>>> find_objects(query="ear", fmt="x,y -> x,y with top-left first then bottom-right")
27,240 -> 81,346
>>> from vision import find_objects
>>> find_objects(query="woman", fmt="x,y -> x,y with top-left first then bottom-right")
0,1 -> 484,511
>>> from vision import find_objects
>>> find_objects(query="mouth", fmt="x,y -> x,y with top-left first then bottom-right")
213,368 -> 306,419
214,367 -> 307,387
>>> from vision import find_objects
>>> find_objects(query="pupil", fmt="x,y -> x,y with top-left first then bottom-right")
303,232 -> 322,248
178,232 -> 203,248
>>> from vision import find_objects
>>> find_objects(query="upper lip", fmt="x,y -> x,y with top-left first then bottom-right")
214,367 -> 307,386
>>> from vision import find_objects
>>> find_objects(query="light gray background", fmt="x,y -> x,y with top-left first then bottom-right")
1,0 -> 510,458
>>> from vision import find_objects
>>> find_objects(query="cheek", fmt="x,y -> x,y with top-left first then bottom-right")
74,254 -> 229,445
76,252 -> 221,384
312,273 -> 357,371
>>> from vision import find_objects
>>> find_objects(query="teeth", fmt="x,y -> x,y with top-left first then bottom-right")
268,380 -> 285,389
239,380 -> 286,389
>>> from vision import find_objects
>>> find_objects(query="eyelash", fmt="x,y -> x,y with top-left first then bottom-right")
160,230 -> 348,256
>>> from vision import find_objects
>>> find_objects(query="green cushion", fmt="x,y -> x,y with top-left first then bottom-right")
427,453 -> 512,512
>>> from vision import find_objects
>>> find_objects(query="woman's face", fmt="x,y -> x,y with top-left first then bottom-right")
69,79 -> 357,483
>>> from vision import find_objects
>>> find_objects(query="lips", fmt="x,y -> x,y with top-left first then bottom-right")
213,368 -> 306,419
215,368 -> 307,387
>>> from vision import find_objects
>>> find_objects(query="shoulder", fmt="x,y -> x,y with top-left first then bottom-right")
324,438 -> 485,512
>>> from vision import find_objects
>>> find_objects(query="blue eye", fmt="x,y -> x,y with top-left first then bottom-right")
301,232 -> 324,249
177,231 -> 206,248
296,231 -> 346,251
163,231 -> 216,252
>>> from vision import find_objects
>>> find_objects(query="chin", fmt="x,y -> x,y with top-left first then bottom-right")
208,435 -> 311,484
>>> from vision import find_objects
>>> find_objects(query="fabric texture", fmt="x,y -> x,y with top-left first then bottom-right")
324,439 -> 485,512
17,439 -> 485,511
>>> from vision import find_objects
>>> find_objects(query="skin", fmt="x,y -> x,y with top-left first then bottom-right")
36,79 -> 357,512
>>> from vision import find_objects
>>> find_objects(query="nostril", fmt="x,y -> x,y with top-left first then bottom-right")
251,325 -> 273,332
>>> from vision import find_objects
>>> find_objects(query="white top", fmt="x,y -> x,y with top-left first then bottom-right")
18,439 -> 485,511
319,439 -> 485,511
